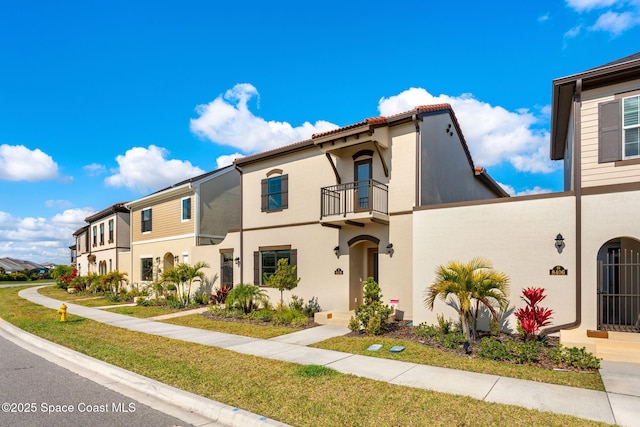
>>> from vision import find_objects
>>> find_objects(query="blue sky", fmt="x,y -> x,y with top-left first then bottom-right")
1,0 -> 639,265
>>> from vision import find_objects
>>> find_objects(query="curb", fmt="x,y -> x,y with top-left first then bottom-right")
0,318 -> 290,427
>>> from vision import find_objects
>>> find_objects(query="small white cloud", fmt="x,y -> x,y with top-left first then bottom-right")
498,182 -> 553,197
589,10 -> 638,34
83,163 -> 107,176
216,153 -> 244,169
566,0 -> 619,12
105,145 -> 205,193
564,25 -> 582,39
538,13 -> 550,22
0,144 -> 60,181
190,83 -> 338,154
378,88 -> 558,174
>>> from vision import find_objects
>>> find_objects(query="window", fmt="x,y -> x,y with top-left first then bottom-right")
599,93 -> 640,163
623,95 -> 640,158
261,174 -> 288,212
253,247 -> 297,285
141,258 -> 153,281
108,220 -> 114,242
99,223 -> 105,245
141,208 -> 152,232
181,197 -> 191,221
92,226 -> 97,246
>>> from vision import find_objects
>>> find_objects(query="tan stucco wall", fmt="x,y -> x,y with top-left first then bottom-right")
581,79 -> 640,188
242,147 -> 334,229
412,195 -> 577,331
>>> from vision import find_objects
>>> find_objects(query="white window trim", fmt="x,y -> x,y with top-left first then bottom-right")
623,94 -> 640,160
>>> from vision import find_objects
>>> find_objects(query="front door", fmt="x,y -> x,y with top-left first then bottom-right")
221,251 -> 234,289
354,159 -> 372,212
367,247 -> 379,283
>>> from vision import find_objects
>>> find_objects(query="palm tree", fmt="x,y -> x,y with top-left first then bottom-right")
424,257 -> 509,340
161,261 -> 209,306
225,283 -> 269,314
101,270 -> 129,295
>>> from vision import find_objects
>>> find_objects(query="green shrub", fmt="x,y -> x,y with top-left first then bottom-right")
354,278 -> 393,335
415,322 -> 439,339
249,309 -> 274,323
439,330 -> 467,350
477,337 -> 510,360
548,345 -> 601,369
348,316 -> 361,333
303,296 -> 321,318
288,295 -> 304,312
225,283 -> 270,314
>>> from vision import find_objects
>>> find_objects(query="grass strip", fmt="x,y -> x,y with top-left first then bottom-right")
162,314 -> 298,339
0,286 -> 611,427
312,336 -> 604,391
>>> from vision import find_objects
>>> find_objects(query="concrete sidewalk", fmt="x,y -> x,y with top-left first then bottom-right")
18,286 -> 640,426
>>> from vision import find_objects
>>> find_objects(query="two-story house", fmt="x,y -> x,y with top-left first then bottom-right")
124,165 -> 241,287
73,203 -> 130,277
234,105 -> 506,322
412,52 -> 640,361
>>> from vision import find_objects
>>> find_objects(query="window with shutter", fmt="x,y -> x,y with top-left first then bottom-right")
599,100 -> 622,163
261,174 -> 288,212
254,247 -> 297,285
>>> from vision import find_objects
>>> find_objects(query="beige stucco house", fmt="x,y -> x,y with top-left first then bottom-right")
413,52 -> 640,360
233,105 -> 506,322
72,203 -> 130,277
124,166 -> 240,289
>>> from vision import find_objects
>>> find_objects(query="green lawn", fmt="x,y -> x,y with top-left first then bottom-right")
163,314 -> 300,339
0,286 -> 611,427
106,305 -> 180,318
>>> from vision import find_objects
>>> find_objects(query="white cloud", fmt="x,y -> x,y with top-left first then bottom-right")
216,153 -> 244,169
190,83 -> 338,154
0,144 -> 60,181
566,0 -> 619,12
105,145 -> 205,193
565,0 -> 640,35
498,183 -> 553,197
377,88 -> 557,173
83,163 -> 106,176
0,207 -> 95,264
589,10 -> 638,34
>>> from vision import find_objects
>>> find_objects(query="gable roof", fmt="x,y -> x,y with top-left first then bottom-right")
550,52 -> 640,160
235,104 -> 474,167
84,202 -> 129,223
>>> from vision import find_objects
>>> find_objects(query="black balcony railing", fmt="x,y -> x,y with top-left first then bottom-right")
321,179 -> 388,218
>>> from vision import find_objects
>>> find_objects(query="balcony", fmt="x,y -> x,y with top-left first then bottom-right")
320,180 -> 389,226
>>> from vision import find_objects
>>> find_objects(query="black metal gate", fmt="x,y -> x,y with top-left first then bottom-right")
597,248 -> 640,331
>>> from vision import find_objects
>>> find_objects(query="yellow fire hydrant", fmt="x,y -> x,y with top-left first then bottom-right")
57,303 -> 67,322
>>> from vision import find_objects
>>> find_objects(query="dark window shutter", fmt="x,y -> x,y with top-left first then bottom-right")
253,251 -> 260,285
281,174 -> 289,209
261,179 -> 268,212
290,248 -> 297,278
599,100 -> 622,163
140,211 -> 145,232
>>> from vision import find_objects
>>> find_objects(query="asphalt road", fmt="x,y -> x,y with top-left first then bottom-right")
0,333 -> 191,427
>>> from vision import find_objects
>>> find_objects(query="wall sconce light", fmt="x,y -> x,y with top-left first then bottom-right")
386,243 -> 394,257
334,246 -> 340,258
174,255 -> 179,263
555,234 -> 565,254
155,257 -> 160,263
234,257 -> 241,266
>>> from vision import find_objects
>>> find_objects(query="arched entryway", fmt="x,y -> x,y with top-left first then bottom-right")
597,237 -> 640,331
348,235 -> 379,310
163,252 -> 176,272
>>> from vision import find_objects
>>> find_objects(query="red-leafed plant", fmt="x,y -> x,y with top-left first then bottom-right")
514,287 -> 553,340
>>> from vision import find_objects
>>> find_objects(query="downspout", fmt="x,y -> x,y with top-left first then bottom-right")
234,164 -> 244,284
543,78 -> 582,335
413,114 -> 420,208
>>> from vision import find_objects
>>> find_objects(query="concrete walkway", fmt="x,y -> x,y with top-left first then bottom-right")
17,286 -> 640,426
